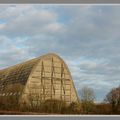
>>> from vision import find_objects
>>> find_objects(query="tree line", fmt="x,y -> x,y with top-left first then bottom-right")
0,85 -> 120,114
79,86 -> 120,114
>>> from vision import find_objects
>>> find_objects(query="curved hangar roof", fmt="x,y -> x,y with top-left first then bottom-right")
0,53 -> 78,104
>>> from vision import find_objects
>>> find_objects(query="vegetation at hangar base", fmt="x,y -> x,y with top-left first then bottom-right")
0,85 -> 120,115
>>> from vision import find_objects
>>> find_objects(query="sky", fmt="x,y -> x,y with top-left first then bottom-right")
0,4 -> 120,102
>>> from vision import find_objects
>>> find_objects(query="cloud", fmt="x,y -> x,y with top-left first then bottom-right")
0,5 -> 120,102
0,35 -> 31,69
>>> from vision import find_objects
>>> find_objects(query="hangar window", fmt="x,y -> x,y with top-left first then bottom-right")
6,93 -> 9,96
10,92 -> 13,96
18,92 -> 21,95
3,93 -> 5,96
13,92 -> 16,95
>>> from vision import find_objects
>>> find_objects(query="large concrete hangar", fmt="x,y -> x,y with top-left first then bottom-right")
0,53 -> 79,106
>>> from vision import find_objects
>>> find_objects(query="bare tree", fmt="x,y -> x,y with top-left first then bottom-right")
80,86 -> 95,114
80,86 -> 95,102
104,86 -> 120,113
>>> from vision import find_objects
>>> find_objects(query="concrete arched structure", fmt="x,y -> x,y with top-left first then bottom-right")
0,53 -> 79,106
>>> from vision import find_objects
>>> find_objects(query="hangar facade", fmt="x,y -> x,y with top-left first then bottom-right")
0,53 -> 79,107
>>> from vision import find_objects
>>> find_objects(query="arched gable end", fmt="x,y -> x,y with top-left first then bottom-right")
21,53 -> 78,105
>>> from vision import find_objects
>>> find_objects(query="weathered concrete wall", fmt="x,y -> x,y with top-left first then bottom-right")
21,54 -> 78,106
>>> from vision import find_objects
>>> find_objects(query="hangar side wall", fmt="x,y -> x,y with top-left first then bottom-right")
20,54 -> 78,105
0,58 -> 39,100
